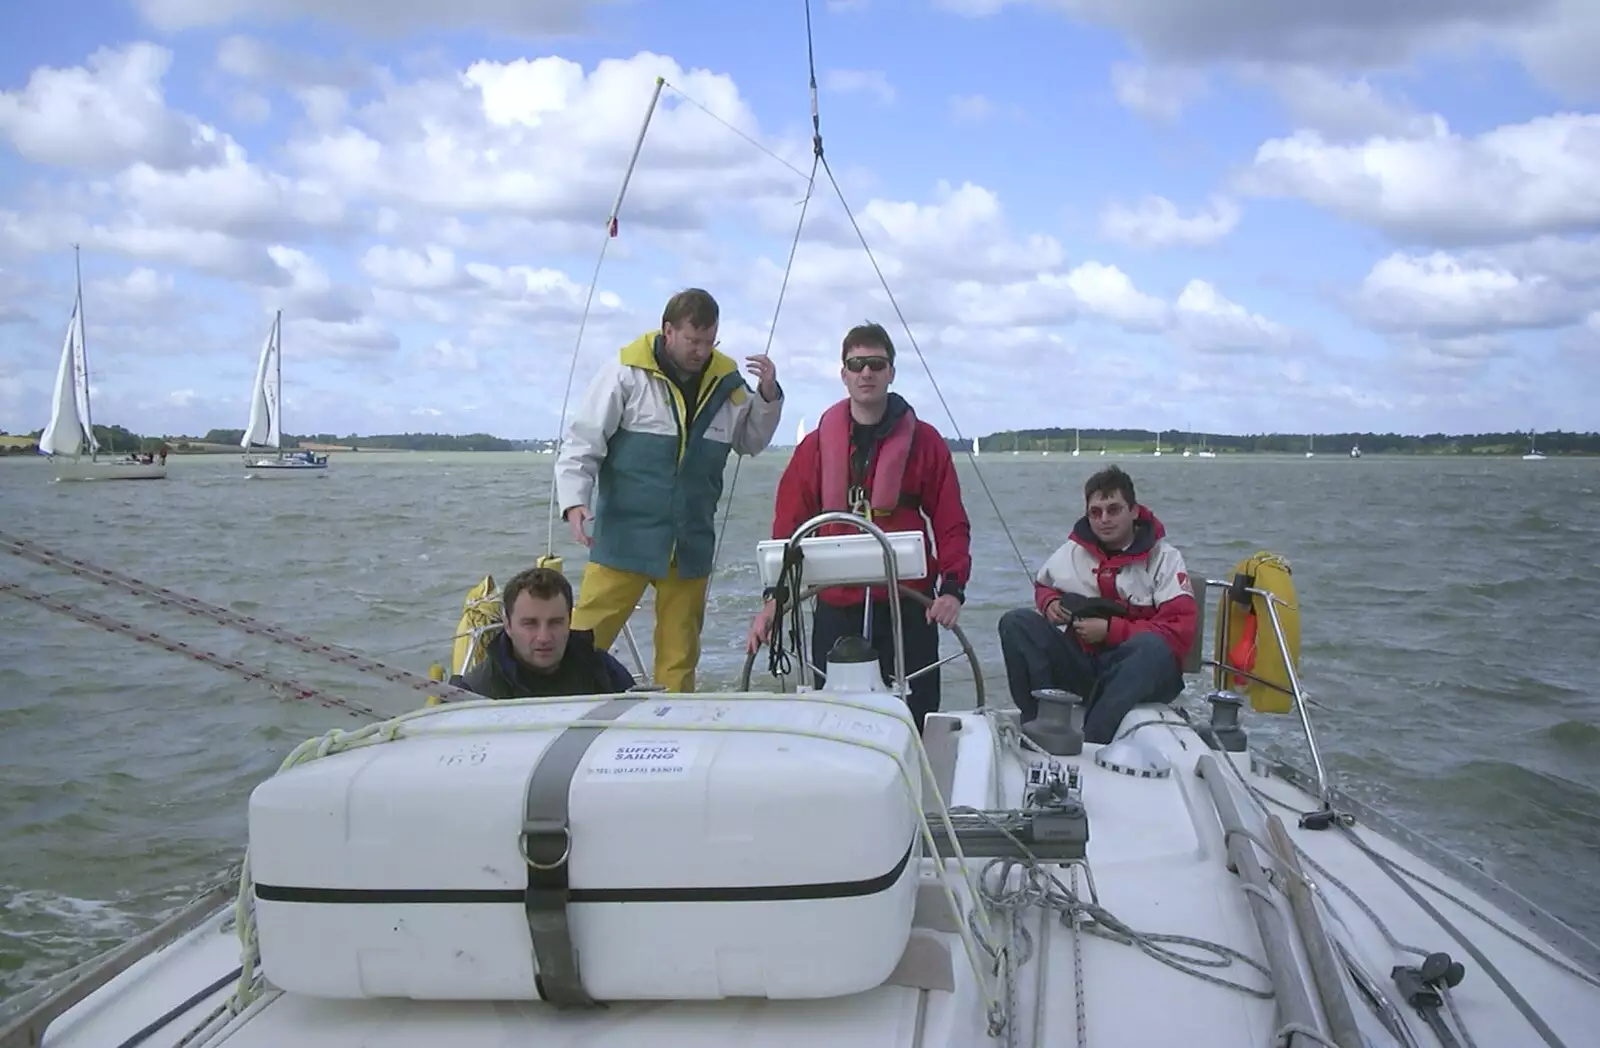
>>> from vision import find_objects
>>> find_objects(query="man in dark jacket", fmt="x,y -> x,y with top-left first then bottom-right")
451,566 -> 636,699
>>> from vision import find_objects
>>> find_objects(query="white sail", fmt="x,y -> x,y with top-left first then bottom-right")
38,294 -> 97,457
242,312 -> 283,449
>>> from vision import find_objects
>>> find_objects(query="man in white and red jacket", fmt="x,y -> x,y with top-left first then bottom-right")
746,322 -> 972,730
998,465 -> 1197,743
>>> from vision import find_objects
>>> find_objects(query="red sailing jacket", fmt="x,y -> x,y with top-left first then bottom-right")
1031,506 -> 1197,666
771,396 -> 972,608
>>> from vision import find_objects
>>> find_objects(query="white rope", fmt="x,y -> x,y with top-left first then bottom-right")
979,711 -> 1277,1003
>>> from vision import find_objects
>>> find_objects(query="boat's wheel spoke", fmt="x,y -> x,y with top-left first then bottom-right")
738,584 -> 987,709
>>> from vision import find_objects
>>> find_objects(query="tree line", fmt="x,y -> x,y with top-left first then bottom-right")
964,429 -> 1588,456
3,425 -> 1589,456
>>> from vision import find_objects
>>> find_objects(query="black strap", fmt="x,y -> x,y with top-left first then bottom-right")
521,696 -> 643,1007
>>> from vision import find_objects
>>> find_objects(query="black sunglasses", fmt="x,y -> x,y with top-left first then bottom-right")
844,355 -> 890,373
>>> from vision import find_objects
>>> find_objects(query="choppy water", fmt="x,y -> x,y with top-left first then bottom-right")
2,450 -> 1598,999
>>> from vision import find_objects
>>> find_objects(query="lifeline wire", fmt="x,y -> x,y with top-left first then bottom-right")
0,580 -> 380,721
0,530 -> 470,708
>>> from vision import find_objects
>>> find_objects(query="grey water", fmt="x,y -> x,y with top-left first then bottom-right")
1,449 -> 1598,999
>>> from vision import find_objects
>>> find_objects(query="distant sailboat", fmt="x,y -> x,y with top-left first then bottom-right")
1523,431 -> 1545,461
38,247 -> 166,482
1072,429 -> 1080,457
241,311 -> 329,478
1350,443 -> 1362,459
795,415 -> 809,445
1306,434 -> 1315,459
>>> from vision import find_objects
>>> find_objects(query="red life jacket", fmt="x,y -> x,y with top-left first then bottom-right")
819,398 -> 916,517
811,399 -> 929,603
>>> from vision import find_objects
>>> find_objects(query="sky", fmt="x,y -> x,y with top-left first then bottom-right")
1,0 -> 1598,443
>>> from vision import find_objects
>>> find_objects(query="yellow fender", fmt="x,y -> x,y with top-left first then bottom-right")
450,574 -> 503,679
1212,552 -> 1301,714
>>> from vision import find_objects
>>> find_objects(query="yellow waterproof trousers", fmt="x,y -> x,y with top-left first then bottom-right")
571,559 -> 709,693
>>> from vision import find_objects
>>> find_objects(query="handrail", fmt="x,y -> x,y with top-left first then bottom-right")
1203,575 -> 1333,813
780,512 -> 910,698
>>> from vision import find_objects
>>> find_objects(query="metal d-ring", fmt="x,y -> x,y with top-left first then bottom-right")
519,826 -> 571,870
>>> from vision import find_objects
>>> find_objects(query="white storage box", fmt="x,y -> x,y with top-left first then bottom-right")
247,693 -> 923,1003
756,530 -> 928,590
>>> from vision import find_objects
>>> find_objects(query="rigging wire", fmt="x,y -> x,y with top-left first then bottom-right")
535,76 -> 816,673
546,0 -> 1037,613
707,151 -> 823,599
799,0 -> 1034,586
542,77 -> 668,562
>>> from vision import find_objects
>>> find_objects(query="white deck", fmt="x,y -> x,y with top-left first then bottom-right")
30,701 -> 1600,1048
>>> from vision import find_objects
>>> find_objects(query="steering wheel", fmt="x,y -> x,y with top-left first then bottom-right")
738,583 -> 987,707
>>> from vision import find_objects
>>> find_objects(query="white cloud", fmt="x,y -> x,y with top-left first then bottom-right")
1100,195 -> 1240,249
0,26 -> 1553,440
1110,62 -> 1207,121
0,44 -> 221,172
1245,65 -> 1440,143
136,0 -> 602,36
214,34 -> 372,90
361,245 -> 470,293
946,93 -> 1023,125
824,69 -> 896,106
275,52 -> 808,233
1054,262 -> 1169,331
265,246 -> 369,324
1352,245 -> 1600,337
1238,113 -> 1600,244
941,0 -> 1600,101
229,92 -> 272,123
421,339 -> 479,372
1173,280 -> 1296,355
88,267 -> 182,323
950,94 -> 993,124
113,142 -> 349,239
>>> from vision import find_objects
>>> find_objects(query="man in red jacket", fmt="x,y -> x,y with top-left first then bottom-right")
998,465 -> 1196,743
746,322 -> 972,730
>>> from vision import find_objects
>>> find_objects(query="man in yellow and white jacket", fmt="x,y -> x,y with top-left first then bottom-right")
998,465 -> 1197,743
555,288 -> 784,691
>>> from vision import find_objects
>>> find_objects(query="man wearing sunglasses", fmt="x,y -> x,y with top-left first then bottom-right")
746,322 -> 972,732
997,465 -> 1197,744
557,288 -> 784,692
